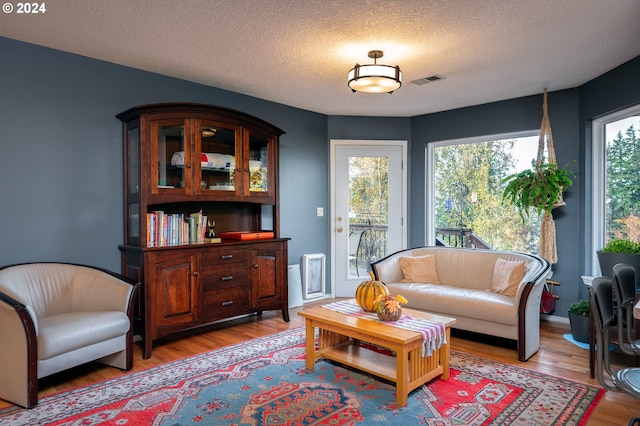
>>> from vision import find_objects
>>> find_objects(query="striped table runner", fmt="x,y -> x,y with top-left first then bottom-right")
321,300 -> 446,357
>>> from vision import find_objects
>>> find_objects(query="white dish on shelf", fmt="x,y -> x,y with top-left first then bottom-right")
211,184 -> 234,190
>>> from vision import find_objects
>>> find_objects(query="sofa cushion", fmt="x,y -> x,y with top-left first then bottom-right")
399,255 -> 440,284
38,311 -> 130,360
491,258 -> 526,298
386,282 -> 518,326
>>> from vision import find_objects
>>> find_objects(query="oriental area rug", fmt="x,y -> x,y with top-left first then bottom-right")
0,328 -> 603,426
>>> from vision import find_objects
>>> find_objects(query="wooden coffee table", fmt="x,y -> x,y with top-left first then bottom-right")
298,301 -> 456,406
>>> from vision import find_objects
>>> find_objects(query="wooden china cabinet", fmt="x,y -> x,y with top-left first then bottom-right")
116,103 -> 289,359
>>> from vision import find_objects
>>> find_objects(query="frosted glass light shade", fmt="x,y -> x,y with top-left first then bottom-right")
348,63 -> 402,93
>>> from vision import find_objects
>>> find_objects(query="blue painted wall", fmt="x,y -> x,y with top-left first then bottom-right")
0,37 -> 328,273
1,35 -> 638,315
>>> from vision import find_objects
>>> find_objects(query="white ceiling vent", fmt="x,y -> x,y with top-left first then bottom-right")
411,75 -> 445,85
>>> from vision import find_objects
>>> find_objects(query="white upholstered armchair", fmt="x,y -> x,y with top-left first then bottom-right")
0,263 -> 139,408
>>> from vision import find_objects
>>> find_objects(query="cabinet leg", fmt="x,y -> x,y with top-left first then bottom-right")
143,339 -> 152,360
282,308 -> 290,322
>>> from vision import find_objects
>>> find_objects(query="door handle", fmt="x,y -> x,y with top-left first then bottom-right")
337,226 -> 343,233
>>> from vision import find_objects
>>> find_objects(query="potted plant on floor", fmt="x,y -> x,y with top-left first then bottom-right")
568,299 -> 590,343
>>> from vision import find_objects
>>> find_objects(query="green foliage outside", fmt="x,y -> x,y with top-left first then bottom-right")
606,122 -> 640,243
349,156 -> 388,225
349,156 -> 389,265
434,139 -> 541,253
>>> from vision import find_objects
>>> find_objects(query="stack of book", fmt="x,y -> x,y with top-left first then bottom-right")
147,210 -> 211,246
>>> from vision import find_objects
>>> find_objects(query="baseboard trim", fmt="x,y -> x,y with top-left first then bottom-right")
541,313 -> 569,325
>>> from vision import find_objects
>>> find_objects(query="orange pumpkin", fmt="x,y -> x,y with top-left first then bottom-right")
355,274 -> 389,312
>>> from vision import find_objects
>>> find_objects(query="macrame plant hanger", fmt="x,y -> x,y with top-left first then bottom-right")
537,88 -> 564,264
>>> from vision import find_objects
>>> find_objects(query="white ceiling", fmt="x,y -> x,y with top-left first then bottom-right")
2,0 -> 639,117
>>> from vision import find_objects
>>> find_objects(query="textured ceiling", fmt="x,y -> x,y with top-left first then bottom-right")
2,0 -> 639,116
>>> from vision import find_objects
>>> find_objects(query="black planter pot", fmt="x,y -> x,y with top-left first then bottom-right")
597,251 -> 640,290
568,312 -> 590,343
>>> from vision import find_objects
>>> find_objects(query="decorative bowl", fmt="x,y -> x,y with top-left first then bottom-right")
377,307 -> 401,322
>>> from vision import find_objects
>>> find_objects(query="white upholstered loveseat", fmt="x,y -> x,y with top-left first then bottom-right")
371,247 -> 550,361
0,263 -> 139,408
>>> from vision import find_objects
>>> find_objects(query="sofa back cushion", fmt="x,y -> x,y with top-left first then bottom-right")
373,247 -> 546,293
399,254 -> 440,283
491,258 -> 526,297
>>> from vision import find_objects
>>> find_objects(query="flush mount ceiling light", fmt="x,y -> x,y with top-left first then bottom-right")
348,50 -> 402,94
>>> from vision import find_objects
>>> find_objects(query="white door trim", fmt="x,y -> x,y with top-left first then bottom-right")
329,139 -> 408,297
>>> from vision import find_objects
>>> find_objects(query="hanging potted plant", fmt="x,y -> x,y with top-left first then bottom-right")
501,88 -> 576,265
501,159 -> 574,222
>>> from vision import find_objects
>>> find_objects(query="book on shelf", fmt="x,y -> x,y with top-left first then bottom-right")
146,210 -> 212,247
218,231 -> 275,240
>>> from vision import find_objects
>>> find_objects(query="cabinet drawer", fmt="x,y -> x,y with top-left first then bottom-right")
202,265 -> 249,292
202,288 -> 250,319
201,249 -> 250,265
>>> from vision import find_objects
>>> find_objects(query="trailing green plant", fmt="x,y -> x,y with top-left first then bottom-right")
599,238 -> 640,254
568,299 -> 590,317
501,160 -> 574,222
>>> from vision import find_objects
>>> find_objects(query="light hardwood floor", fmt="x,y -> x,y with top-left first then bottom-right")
2,299 -> 638,424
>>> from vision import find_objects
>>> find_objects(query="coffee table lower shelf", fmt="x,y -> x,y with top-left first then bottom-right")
320,341 -> 399,382
299,307 -> 454,407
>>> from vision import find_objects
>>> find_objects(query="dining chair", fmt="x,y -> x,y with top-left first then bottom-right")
612,263 -> 640,355
591,276 -> 640,424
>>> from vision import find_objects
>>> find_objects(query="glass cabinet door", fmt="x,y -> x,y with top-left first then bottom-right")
126,126 -> 140,244
248,131 -> 271,194
152,120 -> 187,191
198,121 -> 238,193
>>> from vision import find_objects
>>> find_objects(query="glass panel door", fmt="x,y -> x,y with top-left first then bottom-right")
153,121 -> 186,190
332,142 -> 406,297
126,127 -> 140,242
348,155 -> 390,277
199,122 -> 237,192
248,133 -> 270,193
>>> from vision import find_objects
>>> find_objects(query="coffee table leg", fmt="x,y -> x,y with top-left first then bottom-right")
441,327 -> 451,379
305,319 -> 316,370
396,347 -> 409,407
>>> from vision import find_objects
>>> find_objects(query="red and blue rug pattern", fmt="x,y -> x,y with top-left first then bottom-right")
0,328 -> 603,425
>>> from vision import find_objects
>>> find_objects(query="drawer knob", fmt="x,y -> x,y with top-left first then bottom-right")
221,276 -> 234,281
193,271 -> 199,277
221,301 -> 234,306
221,255 -> 233,260
253,264 -> 259,269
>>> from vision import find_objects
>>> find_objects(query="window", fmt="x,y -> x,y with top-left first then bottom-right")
591,104 -> 640,273
427,131 -> 542,252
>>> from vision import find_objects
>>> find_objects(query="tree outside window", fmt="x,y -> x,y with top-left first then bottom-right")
433,136 -> 541,253
605,117 -> 640,243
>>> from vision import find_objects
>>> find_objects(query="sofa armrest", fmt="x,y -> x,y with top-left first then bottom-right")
517,265 -> 550,361
0,290 -> 38,408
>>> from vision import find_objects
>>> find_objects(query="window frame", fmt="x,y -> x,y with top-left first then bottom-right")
426,129 -> 538,247
591,103 -> 640,274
